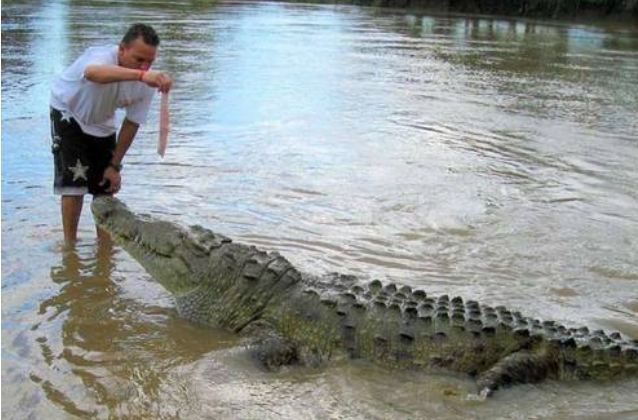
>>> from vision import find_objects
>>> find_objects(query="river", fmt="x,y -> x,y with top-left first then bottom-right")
2,0 -> 638,418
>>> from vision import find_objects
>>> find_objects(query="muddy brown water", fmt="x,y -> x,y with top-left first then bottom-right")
2,1 -> 638,418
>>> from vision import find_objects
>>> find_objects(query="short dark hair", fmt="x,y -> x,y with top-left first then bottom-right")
121,23 -> 160,46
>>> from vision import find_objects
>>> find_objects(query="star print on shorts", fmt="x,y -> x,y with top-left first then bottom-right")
68,159 -> 89,181
50,107 -> 116,196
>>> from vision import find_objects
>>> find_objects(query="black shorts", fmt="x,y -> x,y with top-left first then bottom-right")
50,107 -> 116,196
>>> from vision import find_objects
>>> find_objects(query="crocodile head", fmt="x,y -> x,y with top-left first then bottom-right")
91,196 -> 231,296
91,196 -> 301,329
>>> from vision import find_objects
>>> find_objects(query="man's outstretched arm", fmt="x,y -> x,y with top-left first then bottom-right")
84,65 -> 143,83
84,65 -> 172,92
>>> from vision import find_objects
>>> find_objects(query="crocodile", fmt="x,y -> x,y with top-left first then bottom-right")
91,196 -> 638,397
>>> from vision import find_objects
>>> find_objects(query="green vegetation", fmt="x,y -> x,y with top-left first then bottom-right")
286,0 -> 638,19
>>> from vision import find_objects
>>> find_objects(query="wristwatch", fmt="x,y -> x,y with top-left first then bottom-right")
108,162 -> 123,172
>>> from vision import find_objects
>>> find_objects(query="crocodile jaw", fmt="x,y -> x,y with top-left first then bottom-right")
91,196 -> 202,295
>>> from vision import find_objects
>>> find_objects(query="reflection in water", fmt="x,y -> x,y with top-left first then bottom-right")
34,244 -> 118,417
31,242 -> 237,417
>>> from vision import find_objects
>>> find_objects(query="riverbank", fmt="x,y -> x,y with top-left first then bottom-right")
278,0 -> 638,20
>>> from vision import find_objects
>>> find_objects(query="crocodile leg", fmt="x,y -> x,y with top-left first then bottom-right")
477,350 -> 558,397
240,320 -> 298,370
253,335 -> 298,370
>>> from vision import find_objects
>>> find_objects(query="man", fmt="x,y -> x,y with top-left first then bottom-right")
50,23 -> 172,244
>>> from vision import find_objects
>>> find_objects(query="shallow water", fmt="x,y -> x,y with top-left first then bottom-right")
2,0 -> 638,418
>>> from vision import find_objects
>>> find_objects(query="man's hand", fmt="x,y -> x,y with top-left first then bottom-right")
100,166 -> 121,194
141,71 -> 172,93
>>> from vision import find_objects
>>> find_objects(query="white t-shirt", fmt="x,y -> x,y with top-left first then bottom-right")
50,45 -> 156,137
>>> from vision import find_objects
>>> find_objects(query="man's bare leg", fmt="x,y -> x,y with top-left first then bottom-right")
61,195 -> 84,244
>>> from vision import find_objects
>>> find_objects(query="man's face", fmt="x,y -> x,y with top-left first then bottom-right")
118,37 -> 157,70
